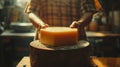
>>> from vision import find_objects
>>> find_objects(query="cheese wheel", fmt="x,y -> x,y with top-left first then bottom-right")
39,27 -> 78,46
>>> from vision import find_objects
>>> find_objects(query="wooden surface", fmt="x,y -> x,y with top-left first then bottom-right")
16,56 -> 120,67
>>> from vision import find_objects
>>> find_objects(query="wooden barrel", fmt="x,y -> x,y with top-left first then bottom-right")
29,40 -> 92,67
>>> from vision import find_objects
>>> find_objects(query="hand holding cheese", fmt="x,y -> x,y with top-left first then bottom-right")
39,27 -> 78,46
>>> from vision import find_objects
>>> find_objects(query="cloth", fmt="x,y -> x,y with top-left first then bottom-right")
25,0 -> 98,27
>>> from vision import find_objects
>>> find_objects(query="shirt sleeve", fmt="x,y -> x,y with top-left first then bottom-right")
24,0 -> 39,14
80,0 -> 102,14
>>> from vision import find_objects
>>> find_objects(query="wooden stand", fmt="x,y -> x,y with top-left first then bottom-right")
29,40 -> 91,67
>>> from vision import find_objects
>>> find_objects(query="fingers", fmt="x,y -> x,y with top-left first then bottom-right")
41,24 -> 49,29
70,21 -> 79,28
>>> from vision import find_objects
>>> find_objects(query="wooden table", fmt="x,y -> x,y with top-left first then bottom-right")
16,56 -> 120,67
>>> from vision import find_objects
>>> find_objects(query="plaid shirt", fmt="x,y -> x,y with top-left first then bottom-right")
25,0 -> 97,26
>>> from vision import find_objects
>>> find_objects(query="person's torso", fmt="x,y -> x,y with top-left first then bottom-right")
36,0 -> 81,26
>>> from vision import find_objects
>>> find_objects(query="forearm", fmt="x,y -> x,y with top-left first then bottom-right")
77,12 -> 95,27
78,12 -> 96,40
28,13 -> 45,28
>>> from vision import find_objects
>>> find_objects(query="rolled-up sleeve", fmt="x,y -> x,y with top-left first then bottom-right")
80,0 -> 102,14
24,0 -> 38,14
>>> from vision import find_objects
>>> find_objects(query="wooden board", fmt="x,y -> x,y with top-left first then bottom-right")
16,56 -> 120,67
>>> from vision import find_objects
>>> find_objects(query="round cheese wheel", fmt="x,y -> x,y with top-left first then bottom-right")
39,27 -> 78,46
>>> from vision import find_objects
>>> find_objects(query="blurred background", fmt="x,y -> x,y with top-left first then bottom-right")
0,0 -> 120,67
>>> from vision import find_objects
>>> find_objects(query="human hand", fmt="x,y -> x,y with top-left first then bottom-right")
70,21 -> 79,28
70,21 -> 87,40
41,24 -> 49,29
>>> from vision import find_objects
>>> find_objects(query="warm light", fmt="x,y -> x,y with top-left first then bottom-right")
92,57 -> 107,67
